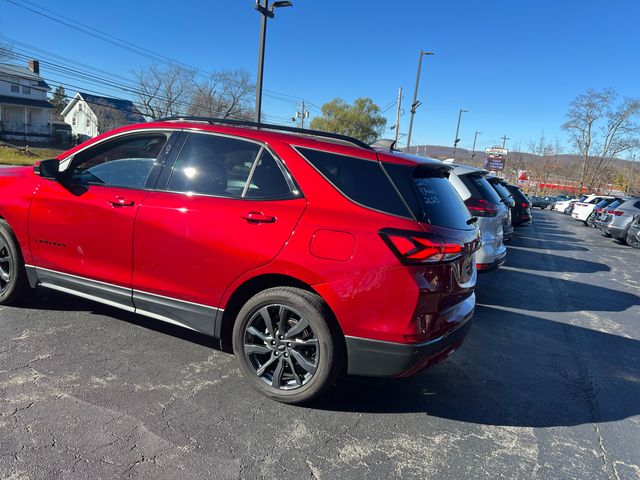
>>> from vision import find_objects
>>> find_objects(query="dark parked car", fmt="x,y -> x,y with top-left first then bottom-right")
486,175 -> 515,242
0,117 -> 481,404
601,197 -> 640,244
594,198 -> 627,234
505,184 -> 532,225
587,198 -> 619,227
626,213 -> 640,248
530,195 -> 556,210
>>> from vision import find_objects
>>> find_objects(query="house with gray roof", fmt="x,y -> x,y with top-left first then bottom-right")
61,92 -> 145,141
0,60 -> 55,142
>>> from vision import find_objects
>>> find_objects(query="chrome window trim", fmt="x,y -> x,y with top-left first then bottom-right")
58,128 -> 182,172
163,129 -> 301,200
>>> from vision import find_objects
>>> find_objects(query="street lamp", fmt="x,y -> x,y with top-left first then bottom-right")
452,108 -> 468,161
471,131 -> 482,160
254,0 -> 293,124
406,50 -> 434,151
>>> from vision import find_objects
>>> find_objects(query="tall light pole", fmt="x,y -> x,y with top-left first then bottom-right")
452,108 -> 468,161
406,50 -> 434,151
394,87 -> 403,144
254,0 -> 293,124
471,131 -> 482,160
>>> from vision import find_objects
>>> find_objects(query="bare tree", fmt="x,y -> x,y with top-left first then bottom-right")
133,63 -> 195,119
563,88 -> 640,192
188,69 -> 254,119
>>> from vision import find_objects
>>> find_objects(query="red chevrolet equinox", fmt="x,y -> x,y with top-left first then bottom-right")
0,119 -> 479,403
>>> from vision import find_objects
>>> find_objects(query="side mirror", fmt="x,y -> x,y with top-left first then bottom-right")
34,159 -> 60,179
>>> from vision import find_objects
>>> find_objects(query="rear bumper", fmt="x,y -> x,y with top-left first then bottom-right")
606,225 -> 627,239
345,295 -> 474,377
477,251 -> 506,272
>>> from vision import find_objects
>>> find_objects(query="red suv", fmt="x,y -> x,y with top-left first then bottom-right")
0,118 -> 479,403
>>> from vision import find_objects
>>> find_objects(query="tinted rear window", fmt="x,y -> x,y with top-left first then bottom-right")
606,200 -> 623,210
489,180 -> 512,200
506,185 -> 528,202
385,164 -> 473,230
461,174 -> 502,204
296,147 -> 410,217
595,198 -> 614,208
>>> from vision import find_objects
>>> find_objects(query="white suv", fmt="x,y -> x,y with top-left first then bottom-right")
572,194 -> 615,223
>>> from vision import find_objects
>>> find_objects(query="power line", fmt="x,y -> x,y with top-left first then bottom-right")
3,0 -> 312,105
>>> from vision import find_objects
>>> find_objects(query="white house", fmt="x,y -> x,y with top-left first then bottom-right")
0,60 -> 55,142
62,92 -> 145,141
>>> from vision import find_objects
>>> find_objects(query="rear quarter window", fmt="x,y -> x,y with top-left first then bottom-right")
295,147 -> 410,217
385,164 -> 473,230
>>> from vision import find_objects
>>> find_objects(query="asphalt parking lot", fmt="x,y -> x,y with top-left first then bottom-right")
1,210 -> 639,480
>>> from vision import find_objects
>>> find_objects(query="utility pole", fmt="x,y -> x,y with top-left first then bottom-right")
394,87 -> 403,144
406,50 -> 434,150
471,131 -> 482,160
628,153 -> 637,195
500,135 -> 510,148
293,99 -> 309,129
452,108 -> 467,161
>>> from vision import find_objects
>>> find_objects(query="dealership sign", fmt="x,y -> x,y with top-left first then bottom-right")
485,145 -> 508,156
483,155 -> 505,171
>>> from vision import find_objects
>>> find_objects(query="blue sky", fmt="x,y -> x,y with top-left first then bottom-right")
1,0 -> 639,153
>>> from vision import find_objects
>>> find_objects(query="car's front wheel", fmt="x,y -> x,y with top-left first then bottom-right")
0,220 -> 32,305
232,287 -> 343,404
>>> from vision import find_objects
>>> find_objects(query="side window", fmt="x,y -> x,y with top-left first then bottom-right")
296,147 -> 410,217
167,133 -> 261,197
67,134 -> 168,189
245,150 -> 291,199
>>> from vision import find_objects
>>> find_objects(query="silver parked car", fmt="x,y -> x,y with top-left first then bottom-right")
448,165 -> 508,272
601,197 -> 640,244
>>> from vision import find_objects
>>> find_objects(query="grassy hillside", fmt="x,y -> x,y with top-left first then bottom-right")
0,145 -> 64,165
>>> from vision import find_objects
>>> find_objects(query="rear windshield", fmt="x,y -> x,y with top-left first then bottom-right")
461,174 -> 502,204
595,198 -> 615,209
295,147 -> 410,218
506,185 -> 528,202
385,164 -> 473,230
489,180 -> 512,200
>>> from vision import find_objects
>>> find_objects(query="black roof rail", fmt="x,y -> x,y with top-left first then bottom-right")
156,116 -> 373,150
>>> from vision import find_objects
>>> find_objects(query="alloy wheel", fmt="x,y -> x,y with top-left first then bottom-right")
0,237 -> 12,293
243,304 -> 319,390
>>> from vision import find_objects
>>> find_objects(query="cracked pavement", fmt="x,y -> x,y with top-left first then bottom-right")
1,210 -> 639,479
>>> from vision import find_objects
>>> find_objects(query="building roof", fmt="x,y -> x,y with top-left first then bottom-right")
0,63 -> 51,90
61,92 -> 145,124
0,95 -> 54,109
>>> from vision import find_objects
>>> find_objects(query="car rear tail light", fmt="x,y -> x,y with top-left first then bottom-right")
379,229 -> 467,265
464,198 -> 498,217
521,202 -> 528,208
611,210 -> 624,216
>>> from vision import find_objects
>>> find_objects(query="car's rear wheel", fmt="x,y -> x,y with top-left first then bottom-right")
232,287 -> 343,404
0,221 -> 32,305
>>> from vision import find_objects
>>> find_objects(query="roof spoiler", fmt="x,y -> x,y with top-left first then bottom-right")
370,138 -> 397,151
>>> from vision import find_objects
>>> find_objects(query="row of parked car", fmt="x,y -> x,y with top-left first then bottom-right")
0,118 -> 533,403
547,193 -> 640,248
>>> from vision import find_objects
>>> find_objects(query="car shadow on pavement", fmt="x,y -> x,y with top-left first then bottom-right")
503,250 -> 610,273
315,305 -> 640,428
476,267 -> 637,312
531,226 -> 576,236
513,233 -> 582,244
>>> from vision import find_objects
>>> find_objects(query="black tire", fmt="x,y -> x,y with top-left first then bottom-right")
0,220 -> 32,305
232,287 -> 344,404
616,227 -> 630,245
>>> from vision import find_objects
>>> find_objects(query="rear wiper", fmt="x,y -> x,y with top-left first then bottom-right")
467,216 -> 478,225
